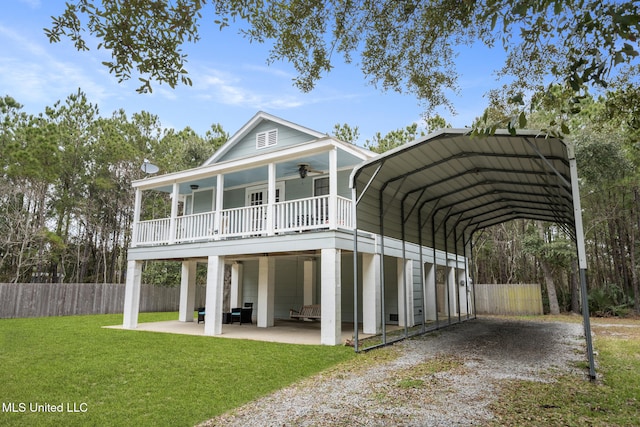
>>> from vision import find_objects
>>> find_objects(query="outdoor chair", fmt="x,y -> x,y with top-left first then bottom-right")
241,302 -> 253,324
230,307 -> 242,324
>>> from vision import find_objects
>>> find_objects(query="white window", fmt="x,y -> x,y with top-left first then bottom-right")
313,177 -> 330,196
256,129 -> 278,149
245,183 -> 284,206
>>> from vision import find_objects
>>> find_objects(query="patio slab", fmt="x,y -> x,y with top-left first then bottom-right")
105,318 -> 376,345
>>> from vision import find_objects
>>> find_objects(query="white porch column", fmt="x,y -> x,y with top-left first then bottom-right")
328,148 -> 338,230
303,258 -> 316,305
123,260 -> 143,329
424,263 -> 437,321
447,265 -> 457,317
178,260 -> 197,322
204,255 -> 225,336
457,267 -> 468,315
397,258 -> 415,327
131,188 -> 142,247
362,253 -> 382,334
257,256 -> 275,327
169,182 -> 179,244
267,163 -> 276,236
230,262 -> 244,307
214,174 -> 225,239
321,248 -> 342,345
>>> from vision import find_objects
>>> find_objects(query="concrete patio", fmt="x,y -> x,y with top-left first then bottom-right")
106,318 -> 384,345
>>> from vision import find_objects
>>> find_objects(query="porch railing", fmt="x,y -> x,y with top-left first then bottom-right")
133,195 -> 353,246
136,218 -> 171,245
175,211 -> 216,241
221,204 -> 268,238
275,195 -> 330,232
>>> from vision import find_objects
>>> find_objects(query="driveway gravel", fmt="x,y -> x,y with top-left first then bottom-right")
200,317 -> 587,426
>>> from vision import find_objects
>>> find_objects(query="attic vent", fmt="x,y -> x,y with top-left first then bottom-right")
256,129 -> 278,149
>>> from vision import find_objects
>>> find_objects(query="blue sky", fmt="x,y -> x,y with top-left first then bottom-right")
1,0 -> 508,145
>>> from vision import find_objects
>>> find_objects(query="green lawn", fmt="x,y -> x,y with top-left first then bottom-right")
3,313 -> 638,426
489,316 -> 640,426
0,312 -> 355,426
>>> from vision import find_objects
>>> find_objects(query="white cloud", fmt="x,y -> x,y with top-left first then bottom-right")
189,63 -> 376,115
0,25 -> 111,108
18,0 -> 41,8
194,67 -> 304,110
242,64 -> 294,79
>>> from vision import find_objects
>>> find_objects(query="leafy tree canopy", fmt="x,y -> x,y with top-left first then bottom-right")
364,123 -> 426,154
332,123 -> 360,144
47,0 -> 639,124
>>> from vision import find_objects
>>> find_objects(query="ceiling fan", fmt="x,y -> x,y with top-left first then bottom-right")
297,163 -> 324,179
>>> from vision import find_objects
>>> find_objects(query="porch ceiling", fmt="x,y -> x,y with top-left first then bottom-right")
350,129 -> 577,256
138,141 -> 368,194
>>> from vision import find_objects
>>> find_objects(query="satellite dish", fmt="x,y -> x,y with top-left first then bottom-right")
141,159 -> 159,175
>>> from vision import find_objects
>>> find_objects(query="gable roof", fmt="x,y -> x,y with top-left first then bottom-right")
203,111 -> 329,165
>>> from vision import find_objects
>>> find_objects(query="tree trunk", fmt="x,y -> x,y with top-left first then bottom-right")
541,259 -> 561,314
633,187 -> 640,314
537,221 -> 560,315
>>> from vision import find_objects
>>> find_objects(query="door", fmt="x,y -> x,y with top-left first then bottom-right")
245,184 -> 283,233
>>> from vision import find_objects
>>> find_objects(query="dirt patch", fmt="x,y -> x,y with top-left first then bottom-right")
591,323 -> 640,340
200,317 -> 587,427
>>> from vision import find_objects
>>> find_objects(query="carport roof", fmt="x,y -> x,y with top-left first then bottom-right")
350,129 -> 576,255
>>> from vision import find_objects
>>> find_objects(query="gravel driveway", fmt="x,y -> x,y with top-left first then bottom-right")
200,317 -> 586,426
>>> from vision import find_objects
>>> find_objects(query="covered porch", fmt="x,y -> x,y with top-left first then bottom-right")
122,231 -> 438,346
131,140 -> 362,247
124,246 -> 351,346
109,318 -> 386,346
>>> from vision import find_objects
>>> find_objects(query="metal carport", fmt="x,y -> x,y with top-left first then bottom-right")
350,128 -> 596,379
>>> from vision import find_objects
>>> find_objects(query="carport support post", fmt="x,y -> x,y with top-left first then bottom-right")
178,260 -> 197,322
431,215 -> 439,327
569,146 -> 596,380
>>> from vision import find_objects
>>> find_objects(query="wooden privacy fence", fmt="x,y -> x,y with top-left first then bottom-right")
0,283 -> 206,319
474,283 -> 543,315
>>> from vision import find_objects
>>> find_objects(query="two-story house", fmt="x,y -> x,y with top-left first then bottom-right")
122,112 -> 469,345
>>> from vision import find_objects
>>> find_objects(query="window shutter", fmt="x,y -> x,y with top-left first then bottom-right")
267,129 -> 277,146
256,132 -> 267,149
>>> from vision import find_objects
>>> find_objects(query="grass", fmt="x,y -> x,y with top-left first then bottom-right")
488,315 -> 640,427
0,312 -> 355,426
3,313 -> 638,426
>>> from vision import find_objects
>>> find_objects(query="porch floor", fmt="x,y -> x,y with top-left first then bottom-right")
106,318 -> 396,345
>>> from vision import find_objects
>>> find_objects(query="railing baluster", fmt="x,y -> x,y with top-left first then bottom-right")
135,195 -> 354,246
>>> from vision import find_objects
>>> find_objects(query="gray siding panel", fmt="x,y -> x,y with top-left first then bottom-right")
285,176 -> 314,200
223,188 -> 245,209
218,121 -> 319,162
193,189 -> 214,213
